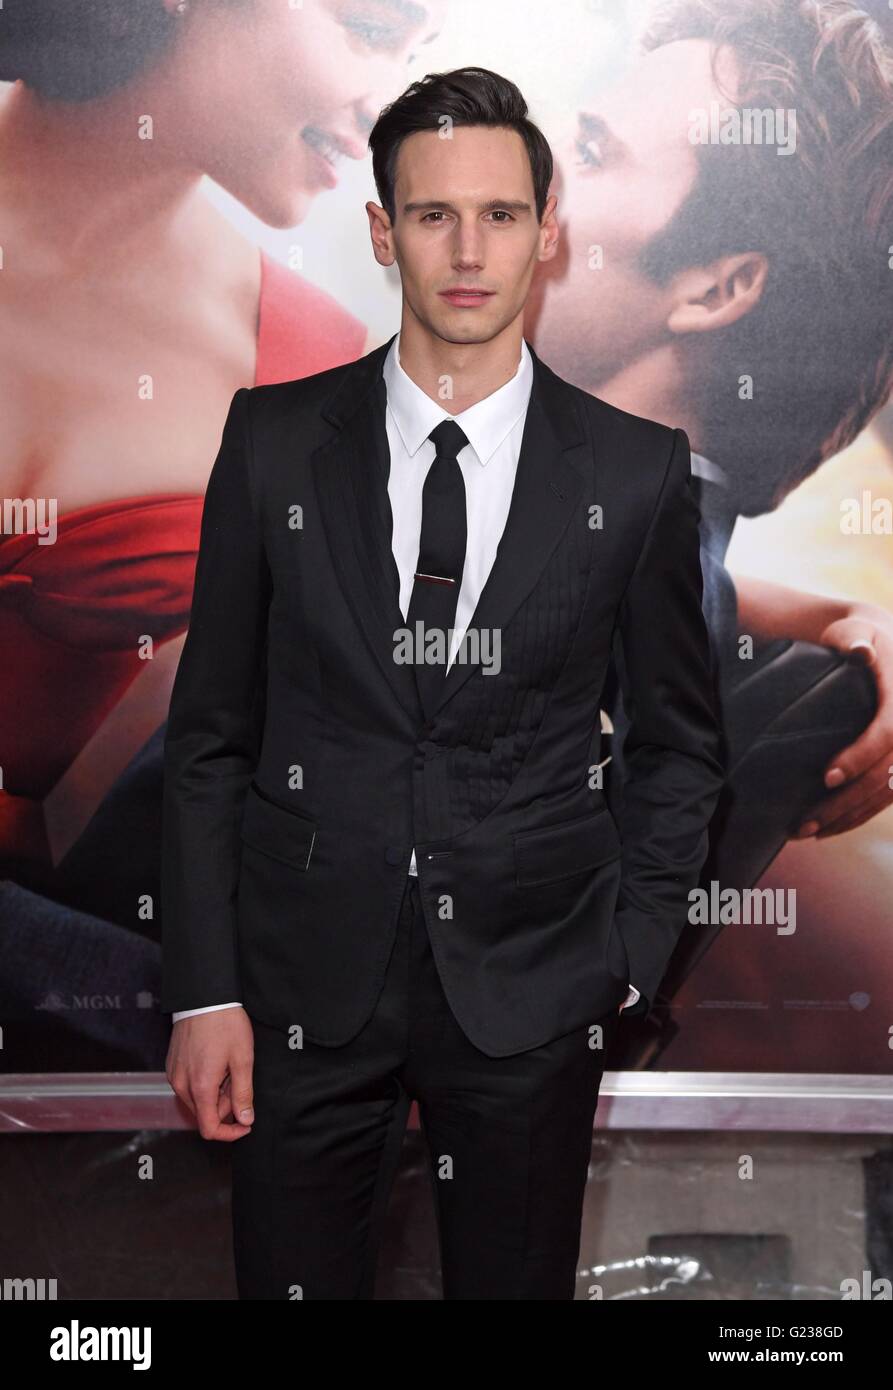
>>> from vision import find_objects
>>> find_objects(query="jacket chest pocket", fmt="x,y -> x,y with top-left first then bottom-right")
513,806 -> 621,887
240,780 -> 317,870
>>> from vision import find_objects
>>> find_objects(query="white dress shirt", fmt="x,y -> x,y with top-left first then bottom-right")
173,332 -> 639,1019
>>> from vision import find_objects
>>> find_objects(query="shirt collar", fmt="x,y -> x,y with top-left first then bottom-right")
690,449 -> 729,487
690,450 -> 737,559
382,330 -> 533,466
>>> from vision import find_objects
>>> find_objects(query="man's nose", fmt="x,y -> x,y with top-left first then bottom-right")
451,221 -> 485,267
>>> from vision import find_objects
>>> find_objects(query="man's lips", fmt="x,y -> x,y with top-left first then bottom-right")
438,289 -> 495,306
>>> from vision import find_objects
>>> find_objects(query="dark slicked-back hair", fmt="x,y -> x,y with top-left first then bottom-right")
368,66 -> 553,225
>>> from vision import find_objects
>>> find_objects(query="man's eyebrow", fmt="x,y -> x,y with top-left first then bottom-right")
402,198 -> 534,215
577,110 -> 628,157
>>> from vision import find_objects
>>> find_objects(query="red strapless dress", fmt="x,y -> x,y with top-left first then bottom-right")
0,252 -> 366,803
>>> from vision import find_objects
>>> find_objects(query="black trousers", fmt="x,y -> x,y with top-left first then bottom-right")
231,872 -> 620,1300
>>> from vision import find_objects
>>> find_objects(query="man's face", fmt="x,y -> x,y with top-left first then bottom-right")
529,39 -> 734,388
379,123 -> 557,348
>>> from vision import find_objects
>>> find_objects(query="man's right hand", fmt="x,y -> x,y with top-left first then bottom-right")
166,1007 -> 255,1142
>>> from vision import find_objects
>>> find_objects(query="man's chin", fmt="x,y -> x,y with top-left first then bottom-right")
427,305 -> 527,348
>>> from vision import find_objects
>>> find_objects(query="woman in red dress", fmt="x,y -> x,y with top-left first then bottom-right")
0,0 -> 443,878
0,0 -> 444,1065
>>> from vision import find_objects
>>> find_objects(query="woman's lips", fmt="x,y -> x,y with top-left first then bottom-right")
438,290 -> 495,307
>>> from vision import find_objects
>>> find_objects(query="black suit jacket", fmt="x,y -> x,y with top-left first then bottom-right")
160,334 -> 725,1055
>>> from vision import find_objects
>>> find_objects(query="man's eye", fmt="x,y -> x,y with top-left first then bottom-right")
575,137 -> 604,168
419,211 -> 515,224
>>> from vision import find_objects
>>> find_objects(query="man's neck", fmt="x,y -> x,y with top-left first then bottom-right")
558,330 -> 711,453
592,354 -> 703,448
396,317 -> 525,414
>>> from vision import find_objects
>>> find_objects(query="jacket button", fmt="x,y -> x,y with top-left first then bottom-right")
384,846 -> 404,866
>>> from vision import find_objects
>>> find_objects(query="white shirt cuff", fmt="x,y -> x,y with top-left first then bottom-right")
172,1002 -> 243,1022
619,984 -> 640,1010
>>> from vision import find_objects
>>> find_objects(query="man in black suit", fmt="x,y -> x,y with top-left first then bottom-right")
162,66 -> 725,1300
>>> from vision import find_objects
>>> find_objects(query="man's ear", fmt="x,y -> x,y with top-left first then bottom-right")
537,192 -> 560,264
366,200 -> 396,268
667,251 -> 768,335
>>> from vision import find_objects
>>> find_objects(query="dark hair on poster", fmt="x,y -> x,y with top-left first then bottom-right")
639,0 -> 893,514
0,0 -> 246,102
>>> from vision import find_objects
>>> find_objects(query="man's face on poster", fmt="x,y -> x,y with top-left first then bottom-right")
530,38 -> 737,390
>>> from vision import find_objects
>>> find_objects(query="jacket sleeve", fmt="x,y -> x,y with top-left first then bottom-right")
160,388 -> 271,1014
610,426 -> 726,1018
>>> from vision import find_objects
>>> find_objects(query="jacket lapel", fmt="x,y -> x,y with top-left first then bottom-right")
430,347 -> 589,717
310,334 -> 591,727
312,335 -> 423,723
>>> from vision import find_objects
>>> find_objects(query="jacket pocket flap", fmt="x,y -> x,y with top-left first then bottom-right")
514,807 -> 621,887
240,781 -> 317,870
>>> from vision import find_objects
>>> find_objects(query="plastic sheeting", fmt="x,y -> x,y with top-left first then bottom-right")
1,1127 -> 890,1299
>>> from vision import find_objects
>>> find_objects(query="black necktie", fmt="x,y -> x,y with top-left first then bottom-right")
406,418 -> 469,717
